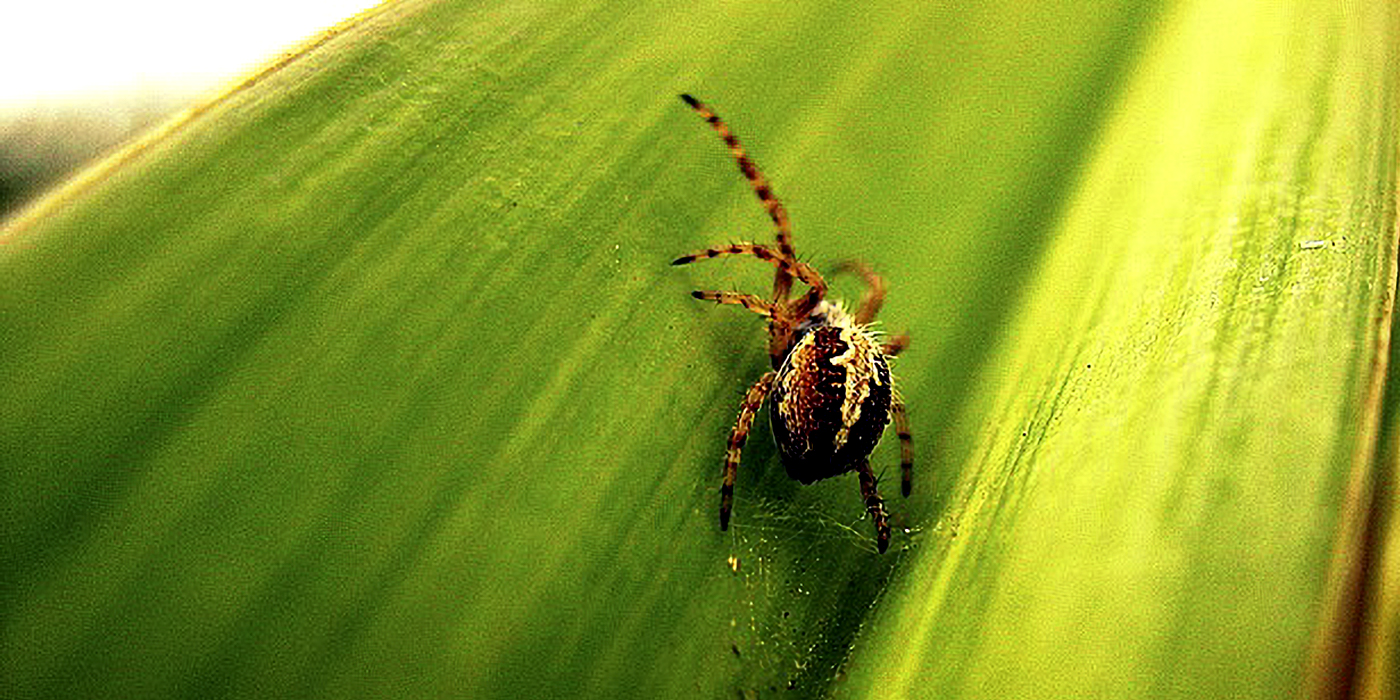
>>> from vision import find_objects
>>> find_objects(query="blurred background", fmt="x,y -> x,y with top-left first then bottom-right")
0,1 -> 381,218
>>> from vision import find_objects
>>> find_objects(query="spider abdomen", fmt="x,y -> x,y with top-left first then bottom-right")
769,323 -> 893,484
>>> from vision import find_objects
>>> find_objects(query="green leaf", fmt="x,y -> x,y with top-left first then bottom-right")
839,1 -> 1400,698
1,0 -> 1395,699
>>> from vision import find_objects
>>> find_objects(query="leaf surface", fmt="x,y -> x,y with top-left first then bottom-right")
1,0 -> 1396,699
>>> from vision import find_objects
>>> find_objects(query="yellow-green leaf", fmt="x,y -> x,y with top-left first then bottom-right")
2,0 -> 1396,698
840,1 -> 1399,698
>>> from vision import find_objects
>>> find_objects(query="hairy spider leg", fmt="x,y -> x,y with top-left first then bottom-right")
764,317 -> 800,370
722,371 -> 778,530
672,241 -> 798,277
675,243 -> 825,367
881,334 -> 911,358
831,259 -> 910,356
673,242 -> 827,312
892,400 -> 913,497
831,260 -> 887,325
855,458 -> 892,553
689,291 -> 774,317
680,94 -> 797,303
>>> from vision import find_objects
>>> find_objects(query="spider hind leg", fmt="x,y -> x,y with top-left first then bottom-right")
855,458 -> 891,553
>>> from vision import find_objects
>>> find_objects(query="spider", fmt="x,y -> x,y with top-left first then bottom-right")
672,94 -> 913,553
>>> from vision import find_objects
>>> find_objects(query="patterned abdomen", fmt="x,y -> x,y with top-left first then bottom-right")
769,324 -> 893,483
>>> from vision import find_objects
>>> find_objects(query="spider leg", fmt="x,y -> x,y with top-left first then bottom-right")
673,241 -> 787,267
891,399 -> 913,497
855,458 -> 891,553
673,243 -> 827,296
680,94 -> 797,303
788,279 -> 827,320
690,290 -> 774,317
721,371 -> 778,530
831,260 -> 887,325
766,311 -> 808,369
881,333 -> 910,358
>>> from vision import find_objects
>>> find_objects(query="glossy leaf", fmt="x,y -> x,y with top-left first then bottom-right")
1,0 -> 1395,699
840,1 -> 1400,697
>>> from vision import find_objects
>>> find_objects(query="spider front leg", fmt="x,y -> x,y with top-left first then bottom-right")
721,371 -> 777,530
673,242 -> 828,319
881,334 -> 911,357
679,94 -> 798,302
855,458 -> 892,553
672,243 -> 825,293
831,260 -> 887,325
833,259 -> 910,355
689,290 -> 774,317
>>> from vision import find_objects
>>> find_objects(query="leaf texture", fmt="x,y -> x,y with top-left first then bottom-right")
1,0 -> 1396,698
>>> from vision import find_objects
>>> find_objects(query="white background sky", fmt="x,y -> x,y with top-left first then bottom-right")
1,1 -> 383,106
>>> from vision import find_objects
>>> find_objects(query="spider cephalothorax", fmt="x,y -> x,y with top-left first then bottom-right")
672,94 -> 912,552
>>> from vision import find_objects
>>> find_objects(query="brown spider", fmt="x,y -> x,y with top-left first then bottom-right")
672,94 -> 912,553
